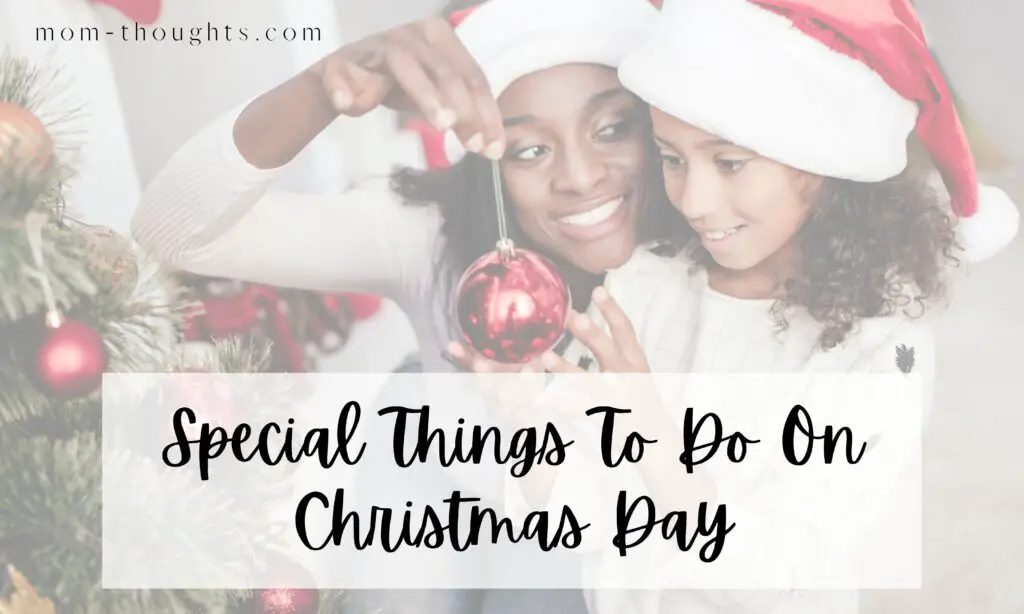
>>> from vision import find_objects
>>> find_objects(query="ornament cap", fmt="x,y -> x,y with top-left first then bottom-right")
44,309 -> 63,329
496,237 -> 516,262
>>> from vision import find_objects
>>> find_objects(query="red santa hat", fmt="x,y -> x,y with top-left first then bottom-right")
441,0 -> 660,165
618,0 -> 1020,262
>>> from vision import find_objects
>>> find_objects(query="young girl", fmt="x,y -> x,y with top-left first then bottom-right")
453,0 -> 1019,612
506,0 -> 1021,380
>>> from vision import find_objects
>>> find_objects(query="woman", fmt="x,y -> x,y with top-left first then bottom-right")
455,0 -> 1019,613
131,0 -> 673,377
131,0 -> 667,612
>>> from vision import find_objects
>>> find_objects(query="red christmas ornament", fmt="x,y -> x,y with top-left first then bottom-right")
235,555 -> 319,614
455,243 -> 570,363
34,313 -> 107,398
169,369 -> 235,440
243,588 -> 319,614
91,0 -> 162,24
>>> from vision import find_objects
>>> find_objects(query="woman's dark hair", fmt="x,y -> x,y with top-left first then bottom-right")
676,159 -> 961,350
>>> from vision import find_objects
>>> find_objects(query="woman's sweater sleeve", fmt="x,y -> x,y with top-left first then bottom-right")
130,100 -> 441,299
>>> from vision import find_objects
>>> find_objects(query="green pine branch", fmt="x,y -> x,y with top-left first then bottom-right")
0,52 -> 311,613
0,432 -> 271,613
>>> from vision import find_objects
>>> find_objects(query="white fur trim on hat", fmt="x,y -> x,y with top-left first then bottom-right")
927,173 -> 1021,262
619,0 -> 919,181
959,185 -> 1020,262
444,0 -> 658,165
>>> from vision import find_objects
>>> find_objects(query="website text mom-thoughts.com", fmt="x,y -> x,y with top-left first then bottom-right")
100,372 -> 923,591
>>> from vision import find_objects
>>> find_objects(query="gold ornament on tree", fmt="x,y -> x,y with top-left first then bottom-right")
0,103 -> 53,176
78,223 -> 139,300
0,566 -> 55,614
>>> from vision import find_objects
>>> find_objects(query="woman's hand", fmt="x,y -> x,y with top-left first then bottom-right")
542,287 -> 650,374
313,16 -> 505,159
444,341 -> 543,375
444,341 -> 551,428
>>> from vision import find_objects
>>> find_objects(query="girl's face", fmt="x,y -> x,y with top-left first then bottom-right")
650,107 -> 819,275
498,64 -> 651,274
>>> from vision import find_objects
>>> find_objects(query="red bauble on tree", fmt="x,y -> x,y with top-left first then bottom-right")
34,313 -> 107,398
455,241 -> 570,364
234,554 -> 319,614
241,588 -> 319,614
168,369 -> 236,441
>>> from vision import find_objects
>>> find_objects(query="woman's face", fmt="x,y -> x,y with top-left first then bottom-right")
650,107 -> 818,274
497,63 -> 651,274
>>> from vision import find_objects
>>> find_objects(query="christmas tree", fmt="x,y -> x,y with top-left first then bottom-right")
0,53 -> 341,613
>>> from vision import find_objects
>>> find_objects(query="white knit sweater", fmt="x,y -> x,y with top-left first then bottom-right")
131,100 -> 471,374
565,248 -> 937,614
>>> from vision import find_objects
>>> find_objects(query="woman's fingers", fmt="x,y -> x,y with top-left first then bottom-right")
394,26 -> 487,155
383,43 -> 455,131
319,51 -> 391,116
320,16 -> 504,157
445,342 -> 540,374
416,18 -> 505,157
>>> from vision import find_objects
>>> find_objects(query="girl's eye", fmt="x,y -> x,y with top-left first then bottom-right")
716,158 -> 749,173
660,152 -> 684,169
511,144 -> 550,161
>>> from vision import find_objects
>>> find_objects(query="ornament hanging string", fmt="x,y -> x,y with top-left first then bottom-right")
22,211 -> 63,328
491,160 -> 514,262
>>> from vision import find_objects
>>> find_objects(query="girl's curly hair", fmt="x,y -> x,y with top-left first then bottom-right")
679,163 -> 961,350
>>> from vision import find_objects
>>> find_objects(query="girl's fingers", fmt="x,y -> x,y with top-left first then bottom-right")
541,351 -> 586,374
591,287 -> 647,367
566,310 -> 622,370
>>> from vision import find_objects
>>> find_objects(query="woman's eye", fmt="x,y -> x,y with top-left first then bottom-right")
715,158 -> 749,173
595,116 -> 637,140
660,152 -> 684,168
511,145 -> 550,161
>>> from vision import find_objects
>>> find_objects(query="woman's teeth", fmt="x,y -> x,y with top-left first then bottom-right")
702,227 -> 742,241
558,198 -> 623,228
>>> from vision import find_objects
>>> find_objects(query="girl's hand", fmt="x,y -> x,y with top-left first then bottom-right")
541,287 -> 650,374
313,16 -> 505,159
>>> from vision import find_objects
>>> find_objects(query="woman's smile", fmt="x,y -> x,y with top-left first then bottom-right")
555,189 -> 634,241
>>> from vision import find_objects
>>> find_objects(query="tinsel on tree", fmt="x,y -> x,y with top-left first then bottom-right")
0,52 -> 343,613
